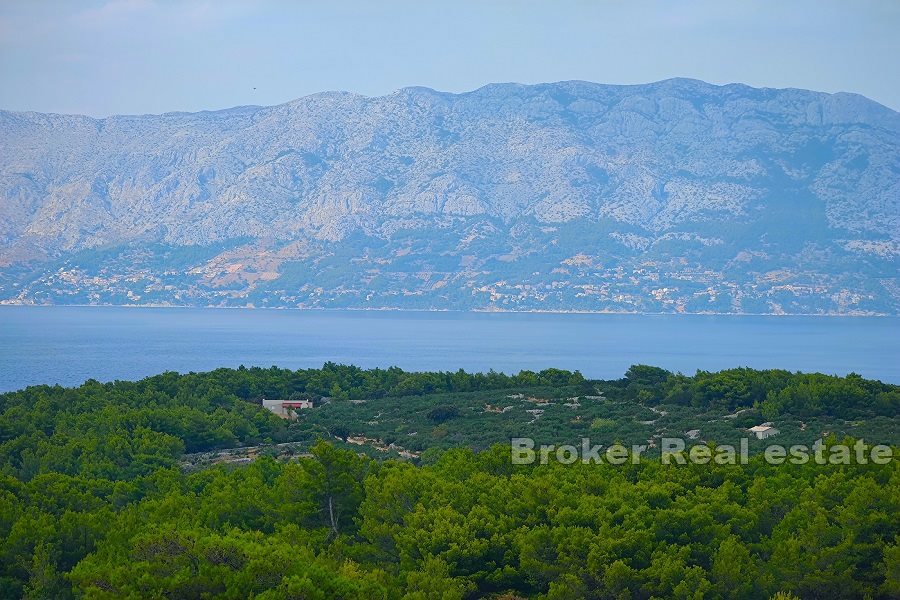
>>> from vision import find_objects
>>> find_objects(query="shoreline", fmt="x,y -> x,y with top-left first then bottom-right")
0,302 -> 893,318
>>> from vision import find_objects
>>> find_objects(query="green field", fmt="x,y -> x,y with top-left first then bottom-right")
290,382 -> 898,459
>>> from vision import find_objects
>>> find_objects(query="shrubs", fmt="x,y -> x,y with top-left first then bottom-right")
427,405 -> 460,423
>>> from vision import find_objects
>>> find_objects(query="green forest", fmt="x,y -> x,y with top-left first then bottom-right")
1,364 -> 898,599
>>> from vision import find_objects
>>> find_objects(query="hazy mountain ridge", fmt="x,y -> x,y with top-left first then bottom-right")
1,78 -> 898,314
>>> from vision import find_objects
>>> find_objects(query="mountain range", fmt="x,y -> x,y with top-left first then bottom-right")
1,78 -> 898,314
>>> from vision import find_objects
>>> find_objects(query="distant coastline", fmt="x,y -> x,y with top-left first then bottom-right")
0,302 -> 892,317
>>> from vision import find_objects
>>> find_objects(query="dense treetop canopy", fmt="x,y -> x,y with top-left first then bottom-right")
0,364 -> 897,598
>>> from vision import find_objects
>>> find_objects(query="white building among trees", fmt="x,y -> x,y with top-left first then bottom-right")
748,423 -> 780,440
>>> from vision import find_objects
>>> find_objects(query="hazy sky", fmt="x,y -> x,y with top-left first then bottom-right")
1,0 -> 898,117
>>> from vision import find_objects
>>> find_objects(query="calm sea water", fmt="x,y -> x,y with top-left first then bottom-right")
1,306 -> 898,392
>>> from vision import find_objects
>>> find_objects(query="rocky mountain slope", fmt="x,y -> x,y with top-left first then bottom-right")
1,78 -> 898,313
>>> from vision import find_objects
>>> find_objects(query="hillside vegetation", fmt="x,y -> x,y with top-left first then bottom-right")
1,364 -> 898,598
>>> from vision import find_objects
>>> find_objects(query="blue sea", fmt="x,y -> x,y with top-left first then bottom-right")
1,306 -> 898,392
